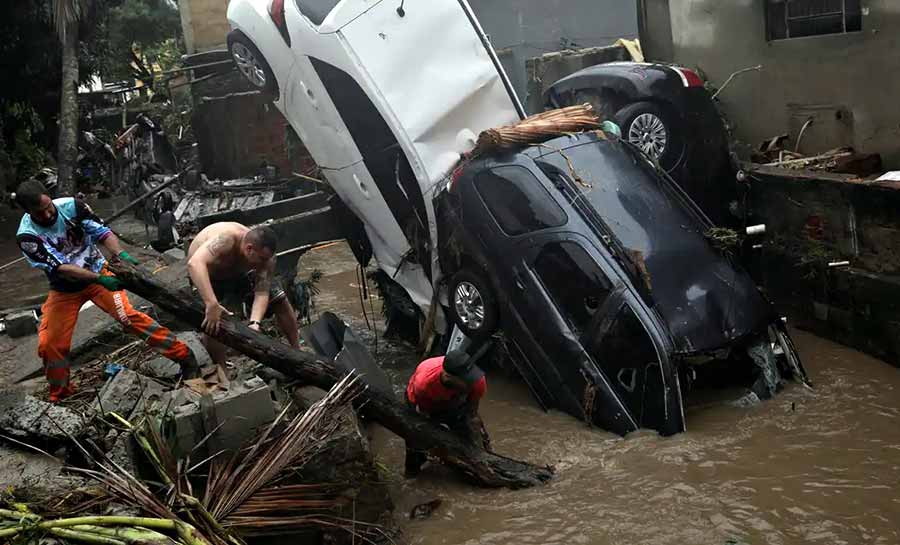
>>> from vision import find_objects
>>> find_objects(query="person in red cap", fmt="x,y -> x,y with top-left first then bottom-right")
404,348 -> 490,476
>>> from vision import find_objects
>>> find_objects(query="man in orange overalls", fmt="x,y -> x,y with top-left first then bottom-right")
15,180 -> 193,402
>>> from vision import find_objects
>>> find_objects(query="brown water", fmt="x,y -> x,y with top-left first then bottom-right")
374,330 -> 900,545
297,244 -> 900,545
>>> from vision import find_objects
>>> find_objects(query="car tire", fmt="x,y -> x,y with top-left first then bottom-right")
614,101 -> 683,171
228,31 -> 277,97
448,269 -> 499,341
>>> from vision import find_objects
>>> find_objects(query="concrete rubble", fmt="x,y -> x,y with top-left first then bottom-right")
0,389 -> 87,442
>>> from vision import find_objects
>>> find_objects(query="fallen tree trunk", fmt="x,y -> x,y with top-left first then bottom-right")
109,261 -> 553,489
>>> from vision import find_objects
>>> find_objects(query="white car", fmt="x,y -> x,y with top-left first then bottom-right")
226,0 -> 524,324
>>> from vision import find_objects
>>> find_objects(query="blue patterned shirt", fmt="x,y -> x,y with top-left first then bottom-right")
17,198 -> 112,292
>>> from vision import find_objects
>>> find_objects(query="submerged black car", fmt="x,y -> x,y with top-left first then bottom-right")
435,132 -> 808,436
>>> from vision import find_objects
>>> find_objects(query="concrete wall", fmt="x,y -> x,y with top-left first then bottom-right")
467,0 -> 639,113
744,166 -> 900,367
524,45 -> 631,114
646,1 -> 900,167
178,0 -> 230,54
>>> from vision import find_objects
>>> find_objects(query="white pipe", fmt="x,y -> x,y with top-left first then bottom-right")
746,224 -> 766,235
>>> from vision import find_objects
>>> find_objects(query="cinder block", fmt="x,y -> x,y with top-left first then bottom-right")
163,379 -> 276,459
4,311 -> 38,338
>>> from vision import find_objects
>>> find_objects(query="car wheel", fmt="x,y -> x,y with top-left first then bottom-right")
614,102 -> 683,171
448,269 -> 499,341
228,32 -> 277,97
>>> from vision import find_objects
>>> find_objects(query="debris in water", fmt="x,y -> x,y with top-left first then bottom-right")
410,498 -> 443,519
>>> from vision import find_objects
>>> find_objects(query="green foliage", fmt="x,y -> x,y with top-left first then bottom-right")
2,103 -> 50,180
101,0 -> 184,86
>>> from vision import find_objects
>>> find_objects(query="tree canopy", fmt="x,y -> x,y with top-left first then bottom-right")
0,0 -> 184,189
101,0 -> 184,87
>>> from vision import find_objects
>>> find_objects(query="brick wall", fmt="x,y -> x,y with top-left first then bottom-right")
192,71 -> 316,179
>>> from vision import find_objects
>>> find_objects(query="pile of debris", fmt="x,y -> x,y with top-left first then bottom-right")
0,326 -> 394,545
754,135 -> 883,177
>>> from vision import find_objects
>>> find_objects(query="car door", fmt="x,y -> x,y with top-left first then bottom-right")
459,162 -> 581,414
516,233 -> 640,435
581,293 -> 686,435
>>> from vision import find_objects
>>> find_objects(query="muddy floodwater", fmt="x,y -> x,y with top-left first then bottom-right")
377,329 -> 900,545
308,249 -> 900,544
1,205 -> 898,544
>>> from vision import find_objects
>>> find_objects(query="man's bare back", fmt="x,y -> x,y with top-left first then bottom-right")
186,222 -> 300,359
188,222 -> 252,279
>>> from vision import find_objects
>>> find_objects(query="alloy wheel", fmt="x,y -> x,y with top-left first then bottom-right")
628,112 -> 668,159
454,281 -> 485,330
231,42 -> 267,89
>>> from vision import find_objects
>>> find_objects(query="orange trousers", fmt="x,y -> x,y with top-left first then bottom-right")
38,282 -> 190,401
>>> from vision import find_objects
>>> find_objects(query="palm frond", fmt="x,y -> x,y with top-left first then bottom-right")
206,373 -> 364,521
50,0 -> 92,41
473,104 -> 601,155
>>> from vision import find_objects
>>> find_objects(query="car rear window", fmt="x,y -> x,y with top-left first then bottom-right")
294,0 -> 340,25
473,166 -> 567,236
533,241 -> 612,336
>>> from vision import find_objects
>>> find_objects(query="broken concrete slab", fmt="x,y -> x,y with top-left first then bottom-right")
161,376 -> 276,459
0,389 -> 87,442
176,331 -> 213,370
94,369 -> 144,419
163,248 -> 186,261
4,310 -> 38,338
292,399 -> 393,527
0,444 -> 87,501
144,357 -> 181,381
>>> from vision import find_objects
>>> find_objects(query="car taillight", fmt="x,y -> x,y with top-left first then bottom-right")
269,0 -> 290,44
675,67 -> 704,88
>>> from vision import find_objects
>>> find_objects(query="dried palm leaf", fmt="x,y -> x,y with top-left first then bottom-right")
205,374 -> 364,528
473,104 -> 601,156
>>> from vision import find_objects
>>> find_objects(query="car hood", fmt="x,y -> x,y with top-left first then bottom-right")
533,134 -> 769,353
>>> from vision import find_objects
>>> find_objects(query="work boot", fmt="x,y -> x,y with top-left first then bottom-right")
48,384 -> 76,403
179,351 -> 201,380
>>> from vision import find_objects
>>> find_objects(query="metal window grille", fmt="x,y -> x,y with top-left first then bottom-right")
767,0 -> 862,40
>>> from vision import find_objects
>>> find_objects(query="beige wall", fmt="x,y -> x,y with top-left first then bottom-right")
646,0 -> 900,167
178,0 -> 231,54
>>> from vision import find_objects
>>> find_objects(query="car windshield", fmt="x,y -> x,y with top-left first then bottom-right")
536,137 -> 767,352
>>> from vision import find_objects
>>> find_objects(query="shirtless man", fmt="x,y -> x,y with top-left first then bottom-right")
187,222 -> 301,364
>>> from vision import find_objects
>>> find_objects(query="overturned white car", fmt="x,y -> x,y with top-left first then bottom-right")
227,0 -> 523,322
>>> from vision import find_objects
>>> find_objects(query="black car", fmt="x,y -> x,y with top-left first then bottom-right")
544,62 -> 734,223
435,131 -> 808,436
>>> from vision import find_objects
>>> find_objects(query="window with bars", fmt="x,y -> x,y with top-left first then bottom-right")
767,0 -> 862,40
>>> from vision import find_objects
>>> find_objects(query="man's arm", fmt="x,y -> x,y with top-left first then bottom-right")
463,399 -> 491,451
56,264 -> 102,282
187,234 -> 234,334
248,259 -> 274,330
100,231 -> 125,255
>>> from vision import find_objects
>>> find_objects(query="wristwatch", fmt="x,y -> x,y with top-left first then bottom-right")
249,320 -> 261,327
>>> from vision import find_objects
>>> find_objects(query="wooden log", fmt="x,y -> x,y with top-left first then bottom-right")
108,260 -> 553,489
